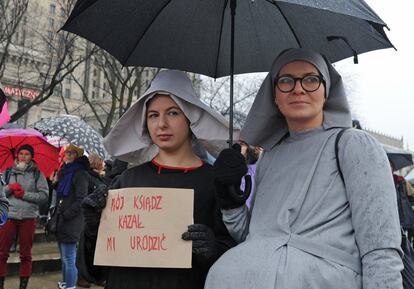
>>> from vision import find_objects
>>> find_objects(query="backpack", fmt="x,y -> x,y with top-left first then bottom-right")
3,167 -> 41,189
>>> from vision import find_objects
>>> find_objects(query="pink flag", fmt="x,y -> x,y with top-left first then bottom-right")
0,83 -> 11,128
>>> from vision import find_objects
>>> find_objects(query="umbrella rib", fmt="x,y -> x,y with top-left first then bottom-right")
213,0 -> 230,79
265,0 -> 302,47
121,0 -> 173,65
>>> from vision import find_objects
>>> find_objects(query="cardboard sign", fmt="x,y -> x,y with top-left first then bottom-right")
94,187 -> 194,268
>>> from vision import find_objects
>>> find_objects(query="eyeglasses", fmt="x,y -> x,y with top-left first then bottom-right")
275,75 -> 324,93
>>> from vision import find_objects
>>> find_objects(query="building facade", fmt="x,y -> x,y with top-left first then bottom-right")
1,0 -> 199,136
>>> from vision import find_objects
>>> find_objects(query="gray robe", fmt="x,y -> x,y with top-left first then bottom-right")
205,127 -> 403,289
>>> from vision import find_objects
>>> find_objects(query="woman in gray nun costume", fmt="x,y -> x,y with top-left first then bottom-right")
80,70 -> 235,289
205,48 -> 403,289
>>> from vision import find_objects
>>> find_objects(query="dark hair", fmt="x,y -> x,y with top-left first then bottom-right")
245,145 -> 259,165
17,144 -> 34,157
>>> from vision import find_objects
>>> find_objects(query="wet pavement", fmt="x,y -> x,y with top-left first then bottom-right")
3,272 -> 102,289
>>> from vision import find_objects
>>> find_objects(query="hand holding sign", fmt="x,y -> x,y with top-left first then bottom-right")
182,224 -> 218,266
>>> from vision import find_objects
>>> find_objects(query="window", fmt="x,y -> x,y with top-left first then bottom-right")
50,4 -> 56,14
54,86 -> 62,97
64,88 -> 71,98
14,32 -> 19,44
92,80 -> 96,87
47,31 -> 54,40
20,29 -> 26,45
92,91 -> 96,99
60,8 -> 65,17
93,69 -> 97,76
48,18 -> 54,28
66,76 -> 72,84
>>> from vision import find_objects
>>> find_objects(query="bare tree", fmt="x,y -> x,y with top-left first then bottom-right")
72,49 -> 160,136
199,74 -> 265,127
0,0 -> 95,122
0,0 -> 29,78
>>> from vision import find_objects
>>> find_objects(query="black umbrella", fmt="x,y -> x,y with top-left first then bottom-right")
384,145 -> 413,171
31,115 -> 109,159
62,0 -> 393,144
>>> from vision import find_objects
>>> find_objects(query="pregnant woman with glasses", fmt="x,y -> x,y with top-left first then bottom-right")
206,48 -> 403,289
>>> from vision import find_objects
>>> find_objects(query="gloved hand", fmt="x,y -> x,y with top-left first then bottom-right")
213,144 -> 249,209
82,185 -> 108,238
182,224 -> 218,265
14,189 -> 25,199
8,183 -> 22,192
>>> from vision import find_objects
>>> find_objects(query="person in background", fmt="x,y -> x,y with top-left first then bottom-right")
55,144 -> 89,289
0,144 -> 48,289
239,141 -> 259,208
0,177 -> 9,227
76,153 -> 108,288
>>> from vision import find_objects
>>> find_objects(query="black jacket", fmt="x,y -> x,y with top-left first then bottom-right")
83,161 -> 235,289
56,156 -> 90,243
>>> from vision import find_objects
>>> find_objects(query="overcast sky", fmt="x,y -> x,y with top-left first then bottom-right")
334,0 -> 413,149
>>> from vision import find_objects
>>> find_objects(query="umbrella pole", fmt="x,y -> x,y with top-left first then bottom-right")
229,0 -> 236,148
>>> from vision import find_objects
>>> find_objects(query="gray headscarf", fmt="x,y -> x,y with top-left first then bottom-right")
104,70 -> 237,162
240,48 -> 352,150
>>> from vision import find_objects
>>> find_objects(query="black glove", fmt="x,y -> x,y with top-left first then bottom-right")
182,224 -> 218,266
82,185 -> 108,238
213,144 -> 249,209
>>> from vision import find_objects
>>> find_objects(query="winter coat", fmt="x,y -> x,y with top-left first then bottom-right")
87,170 -> 108,194
76,168 -> 109,283
3,161 -> 48,220
56,156 -> 89,243
205,128 -> 403,289
82,161 -> 235,289
0,182 -> 8,226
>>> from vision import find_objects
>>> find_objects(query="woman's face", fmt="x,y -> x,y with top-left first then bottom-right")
64,150 -> 78,164
146,95 -> 191,152
17,150 -> 32,164
275,60 -> 325,131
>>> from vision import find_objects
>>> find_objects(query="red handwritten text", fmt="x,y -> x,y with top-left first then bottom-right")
107,236 -> 116,251
133,195 -> 162,212
111,193 -> 125,212
118,214 -> 145,230
129,233 -> 167,252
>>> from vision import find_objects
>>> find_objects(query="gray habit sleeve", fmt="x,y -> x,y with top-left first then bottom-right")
340,130 -> 403,289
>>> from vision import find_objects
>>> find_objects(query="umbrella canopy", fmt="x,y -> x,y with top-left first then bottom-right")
31,115 -> 108,159
62,0 -> 393,145
383,145 -> 413,171
62,0 -> 393,78
0,128 -> 59,177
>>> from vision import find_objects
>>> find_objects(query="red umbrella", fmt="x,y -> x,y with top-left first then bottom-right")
0,128 -> 59,177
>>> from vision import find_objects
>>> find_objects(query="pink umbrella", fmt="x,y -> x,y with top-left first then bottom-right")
0,128 -> 59,177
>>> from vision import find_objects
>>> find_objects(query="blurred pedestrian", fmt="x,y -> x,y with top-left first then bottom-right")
0,144 -> 48,289
76,153 -> 108,288
55,144 -> 89,289
239,141 -> 259,208
206,48 -> 403,289
0,177 -> 9,228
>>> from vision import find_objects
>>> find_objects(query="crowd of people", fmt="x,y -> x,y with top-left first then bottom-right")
0,48 -> 409,289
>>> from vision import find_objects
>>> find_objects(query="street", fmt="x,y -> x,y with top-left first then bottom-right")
4,272 -> 101,289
